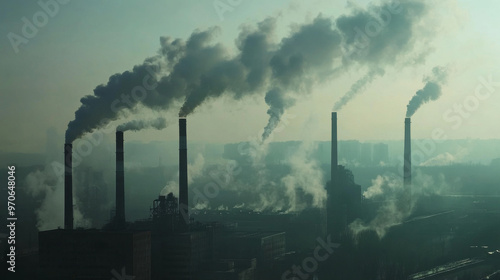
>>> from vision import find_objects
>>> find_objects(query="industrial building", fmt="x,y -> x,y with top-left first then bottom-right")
38,118 -> 286,280
326,112 -> 362,241
33,112 -> 499,279
218,231 -> 286,266
39,229 -> 151,280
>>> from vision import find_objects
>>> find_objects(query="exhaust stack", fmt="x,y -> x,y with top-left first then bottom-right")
404,118 -> 411,187
64,144 -> 73,230
179,118 -> 189,230
404,117 -> 412,209
116,131 -> 125,226
331,112 -> 338,181
327,112 -> 341,241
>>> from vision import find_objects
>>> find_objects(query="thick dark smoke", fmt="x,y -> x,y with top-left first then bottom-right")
66,0 -> 431,142
177,16 -> 342,132
333,0 -> 429,110
176,19 -> 277,117
65,60 -> 162,143
259,17 -> 342,141
262,88 -> 295,141
406,66 -> 448,117
116,117 -> 167,132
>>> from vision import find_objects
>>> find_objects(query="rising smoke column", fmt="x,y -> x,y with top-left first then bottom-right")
260,17 -> 342,141
349,170 -> 451,238
406,66 -> 449,117
281,141 -> 326,212
333,0 -> 429,110
333,68 -> 384,110
262,88 -> 295,141
116,117 -> 168,132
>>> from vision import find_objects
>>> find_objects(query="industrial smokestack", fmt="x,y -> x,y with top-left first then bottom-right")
331,112 -> 338,181
64,144 -> 73,230
179,118 -> 189,230
403,118 -> 411,206
404,118 -> 412,187
116,131 -> 125,226
327,112 -> 340,241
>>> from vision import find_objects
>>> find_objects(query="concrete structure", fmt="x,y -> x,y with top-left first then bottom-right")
152,230 -> 212,280
218,231 -> 286,268
116,131 -> 125,227
331,112 -> 338,179
64,143 -> 73,230
179,118 -> 189,231
404,118 -> 412,187
327,112 -> 362,240
404,117 -> 412,209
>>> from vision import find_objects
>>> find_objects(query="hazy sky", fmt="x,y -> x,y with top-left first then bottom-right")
1,0 -> 500,153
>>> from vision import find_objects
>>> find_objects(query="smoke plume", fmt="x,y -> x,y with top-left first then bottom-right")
333,0 -> 429,109
281,141 -> 326,211
116,117 -> 167,132
349,173 -> 411,238
333,68 -> 385,110
65,60 -> 162,143
66,0 -> 432,143
350,170 -> 450,238
406,66 -> 449,117
26,128 -> 107,230
262,88 -> 296,141
25,164 -> 90,230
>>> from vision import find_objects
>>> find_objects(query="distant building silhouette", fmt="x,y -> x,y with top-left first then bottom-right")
373,143 -> 389,165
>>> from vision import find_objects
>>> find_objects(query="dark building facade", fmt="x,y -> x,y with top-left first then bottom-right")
39,229 -> 151,280
198,259 -> 257,280
218,231 -> 286,271
152,230 -> 211,280
327,165 -> 362,240
327,112 -> 362,241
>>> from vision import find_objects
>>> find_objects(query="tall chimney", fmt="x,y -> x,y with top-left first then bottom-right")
404,118 -> 411,187
64,144 -> 73,230
327,112 -> 340,241
116,131 -> 125,226
331,112 -> 338,181
179,118 -> 189,230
